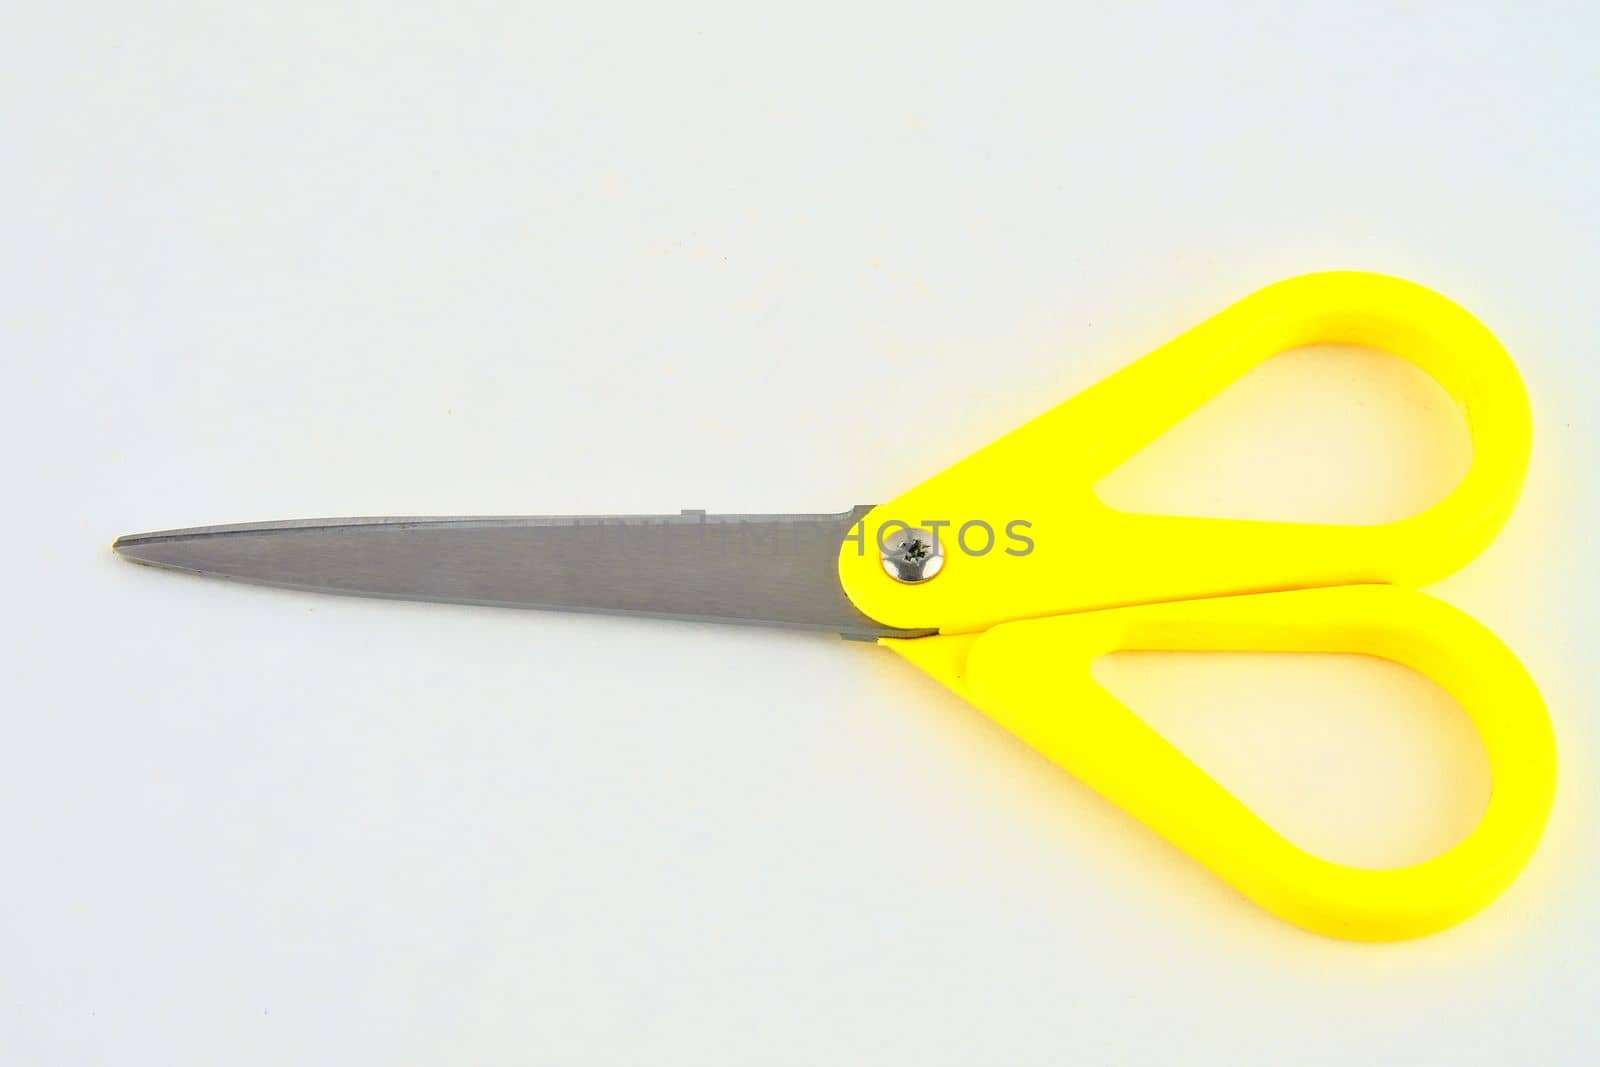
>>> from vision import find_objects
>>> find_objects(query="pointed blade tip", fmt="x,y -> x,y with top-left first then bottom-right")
112,529 -> 181,566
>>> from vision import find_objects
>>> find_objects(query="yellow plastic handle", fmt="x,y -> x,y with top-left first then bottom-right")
883,586 -> 1556,940
838,272 -> 1532,633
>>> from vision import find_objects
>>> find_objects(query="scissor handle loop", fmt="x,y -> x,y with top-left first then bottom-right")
839,272 -> 1532,633
885,586 -> 1556,940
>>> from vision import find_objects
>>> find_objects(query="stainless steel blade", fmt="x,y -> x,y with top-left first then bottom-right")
113,507 -> 928,639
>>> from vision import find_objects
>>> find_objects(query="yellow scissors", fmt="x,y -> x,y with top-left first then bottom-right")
115,271 -> 1555,941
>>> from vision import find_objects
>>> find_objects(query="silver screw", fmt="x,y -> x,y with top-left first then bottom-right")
880,526 -> 945,584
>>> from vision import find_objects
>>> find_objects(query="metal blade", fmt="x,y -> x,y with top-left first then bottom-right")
113,507 -> 927,639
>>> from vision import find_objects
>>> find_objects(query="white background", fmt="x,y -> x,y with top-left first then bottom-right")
5,3 -> 1599,1064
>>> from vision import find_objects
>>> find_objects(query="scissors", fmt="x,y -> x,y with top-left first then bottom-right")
115,271 -> 1555,941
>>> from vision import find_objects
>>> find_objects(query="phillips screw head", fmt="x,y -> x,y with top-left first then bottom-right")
880,526 -> 945,584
